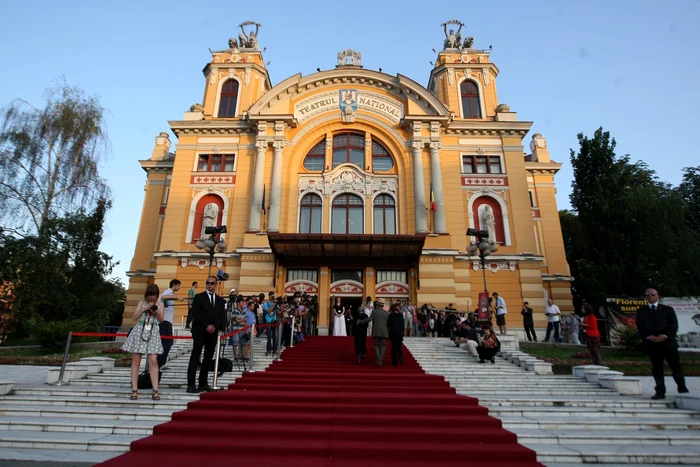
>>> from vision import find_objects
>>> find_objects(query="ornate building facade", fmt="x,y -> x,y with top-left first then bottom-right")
124,22 -> 573,333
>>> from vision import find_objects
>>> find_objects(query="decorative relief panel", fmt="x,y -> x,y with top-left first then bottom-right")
329,280 -> 364,296
375,281 -> 410,296
299,164 -> 397,200
190,175 -> 236,185
284,280 -> 319,295
472,260 -> 517,273
465,187 -> 507,202
461,176 -> 508,187
180,258 -> 225,270
191,186 -> 232,199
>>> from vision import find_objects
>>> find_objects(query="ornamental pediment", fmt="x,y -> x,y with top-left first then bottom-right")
247,69 -> 449,121
298,164 -> 398,200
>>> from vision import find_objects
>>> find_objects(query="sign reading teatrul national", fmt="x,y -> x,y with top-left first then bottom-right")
294,90 -> 403,124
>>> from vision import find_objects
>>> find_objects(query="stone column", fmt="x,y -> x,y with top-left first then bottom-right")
268,141 -> 285,232
248,139 -> 268,232
429,141 -> 447,233
412,141 -> 428,233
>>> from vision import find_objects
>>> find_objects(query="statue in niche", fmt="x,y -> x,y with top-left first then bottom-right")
239,21 -> 261,50
481,205 -> 497,243
201,203 -> 219,238
441,20 -> 464,49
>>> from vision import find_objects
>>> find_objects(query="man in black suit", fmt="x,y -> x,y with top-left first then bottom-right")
186,275 -> 226,393
636,288 -> 689,400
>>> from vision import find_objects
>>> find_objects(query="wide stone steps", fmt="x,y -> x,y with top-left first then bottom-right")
404,337 -> 700,464
0,334 -> 274,463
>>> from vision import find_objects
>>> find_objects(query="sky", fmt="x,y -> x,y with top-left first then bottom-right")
1,0 -> 699,284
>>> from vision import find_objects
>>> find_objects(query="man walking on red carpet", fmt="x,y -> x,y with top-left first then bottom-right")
361,298 -> 389,367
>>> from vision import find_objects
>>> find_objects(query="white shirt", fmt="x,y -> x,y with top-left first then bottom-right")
545,303 -> 561,323
495,297 -> 507,316
161,288 -> 175,323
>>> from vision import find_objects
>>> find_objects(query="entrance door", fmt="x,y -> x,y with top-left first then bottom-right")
329,296 -> 363,335
329,269 -> 364,336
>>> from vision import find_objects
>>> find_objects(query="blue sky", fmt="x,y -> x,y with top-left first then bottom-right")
2,0 -> 699,283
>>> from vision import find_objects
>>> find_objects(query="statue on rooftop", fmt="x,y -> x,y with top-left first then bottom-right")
441,20 -> 464,49
239,21 -> 261,50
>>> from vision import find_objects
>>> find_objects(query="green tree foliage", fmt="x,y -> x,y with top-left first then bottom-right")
0,80 -> 111,237
0,200 -> 123,348
678,167 -> 700,231
561,128 -> 700,307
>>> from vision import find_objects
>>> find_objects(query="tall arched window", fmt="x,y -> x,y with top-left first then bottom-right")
303,140 -> 325,171
331,194 -> 363,234
333,133 -> 364,168
299,194 -> 322,233
217,80 -> 239,118
373,194 -> 396,234
460,80 -> 482,119
372,140 -> 394,171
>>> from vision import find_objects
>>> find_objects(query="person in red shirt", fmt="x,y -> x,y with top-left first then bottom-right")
581,303 -> 602,365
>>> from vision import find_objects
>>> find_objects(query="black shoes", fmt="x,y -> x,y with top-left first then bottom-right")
198,385 -> 214,393
651,393 -> 666,400
491,358 -> 496,364
186,385 -> 199,394
678,387 -> 690,394
479,360 -> 485,364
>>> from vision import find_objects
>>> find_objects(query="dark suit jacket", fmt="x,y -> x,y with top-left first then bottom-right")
190,291 -> 226,333
636,303 -> 679,348
521,307 -> 534,326
387,312 -> 404,340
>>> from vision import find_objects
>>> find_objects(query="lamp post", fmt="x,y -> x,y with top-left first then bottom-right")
195,225 -> 228,277
466,228 -> 499,296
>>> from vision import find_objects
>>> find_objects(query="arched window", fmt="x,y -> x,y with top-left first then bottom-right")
460,80 -> 482,119
371,140 -> 394,171
333,133 -> 364,168
331,194 -> 363,234
217,80 -> 239,118
192,194 -> 224,242
373,194 -> 396,234
303,140 -> 325,171
299,194 -> 322,233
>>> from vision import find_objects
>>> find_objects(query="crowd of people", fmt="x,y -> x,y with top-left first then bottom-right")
121,280 -> 689,401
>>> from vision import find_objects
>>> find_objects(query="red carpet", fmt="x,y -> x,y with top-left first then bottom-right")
100,336 -> 542,466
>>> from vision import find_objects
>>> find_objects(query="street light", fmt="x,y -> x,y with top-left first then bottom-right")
195,225 -> 227,276
466,228 -> 499,316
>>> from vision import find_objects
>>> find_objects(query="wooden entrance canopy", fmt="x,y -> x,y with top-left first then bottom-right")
267,233 -> 427,269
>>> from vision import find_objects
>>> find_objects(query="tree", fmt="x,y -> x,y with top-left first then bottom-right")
562,128 -> 700,307
0,80 -> 111,237
678,166 -> 700,231
0,199 -> 119,347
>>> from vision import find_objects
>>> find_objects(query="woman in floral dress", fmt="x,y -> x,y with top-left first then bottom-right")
121,284 -> 164,400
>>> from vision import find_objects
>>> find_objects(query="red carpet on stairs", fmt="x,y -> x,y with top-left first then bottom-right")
99,336 -> 543,467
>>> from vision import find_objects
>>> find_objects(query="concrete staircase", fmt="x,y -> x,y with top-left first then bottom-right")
0,332 -> 276,464
404,337 -> 700,466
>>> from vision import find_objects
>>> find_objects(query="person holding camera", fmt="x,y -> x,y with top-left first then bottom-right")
264,292 -> 280,356
121,283 -> 164,401
186,275 -> 226,393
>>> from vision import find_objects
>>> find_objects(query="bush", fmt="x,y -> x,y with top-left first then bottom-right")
610,323 -> 644,352
27,317 -> 94,351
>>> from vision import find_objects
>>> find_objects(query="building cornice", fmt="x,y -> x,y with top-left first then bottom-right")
139,159 -> 174,173
525,161 -> 563,175
169,120 -> 253,137
445,120 -> 532,137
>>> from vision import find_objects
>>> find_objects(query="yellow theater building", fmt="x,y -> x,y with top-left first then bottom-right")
124,22 -> 573,334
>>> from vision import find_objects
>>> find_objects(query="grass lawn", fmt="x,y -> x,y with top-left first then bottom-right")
0,347 -> 131,367
520,343 -> 700,376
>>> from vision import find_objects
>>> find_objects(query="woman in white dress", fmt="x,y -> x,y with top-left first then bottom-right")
332,297 -> 347,336
121,284 -> 164,400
